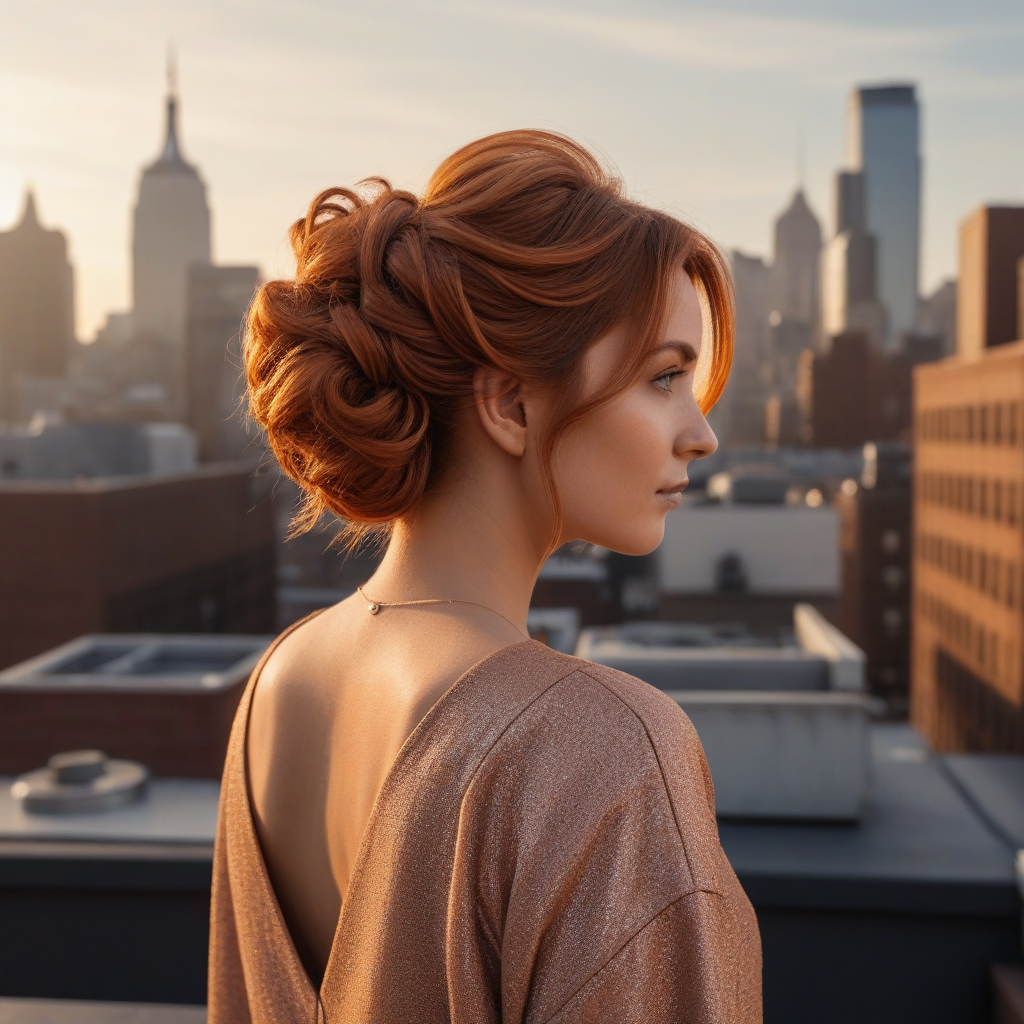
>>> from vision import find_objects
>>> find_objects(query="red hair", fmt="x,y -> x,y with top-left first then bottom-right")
244,130 -> 733,548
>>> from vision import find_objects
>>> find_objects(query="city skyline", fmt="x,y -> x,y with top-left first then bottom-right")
2,0 -> 1023,341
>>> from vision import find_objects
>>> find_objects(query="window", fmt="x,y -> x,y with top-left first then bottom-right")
995,404 -> 1004,444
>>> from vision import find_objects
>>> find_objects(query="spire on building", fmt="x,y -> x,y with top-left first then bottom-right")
153,46 -> 188,170
167,43 -> 178,96
796,125 -> 805,192
18,189 -> 39,230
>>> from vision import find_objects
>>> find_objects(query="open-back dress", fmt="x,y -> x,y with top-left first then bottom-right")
208,627 -> 762,1023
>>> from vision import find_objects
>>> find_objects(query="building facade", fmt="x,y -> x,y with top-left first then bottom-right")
916,279 -> 958,356
847,84 -> 921,347
185,264 -> 260,461
719,250 -> 772,444
957,207 -> 1024,359
821,170 -> 887,346
0,192 -> 75,421
912,345 -> 1024,751
837,443 -> 912,714
770,189 -> 822,329
657,497 -> 840,630
0,466 -> 275,670
809,331 -> 926,448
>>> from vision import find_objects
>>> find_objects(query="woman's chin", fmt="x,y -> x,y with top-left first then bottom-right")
598,522 -> 666,558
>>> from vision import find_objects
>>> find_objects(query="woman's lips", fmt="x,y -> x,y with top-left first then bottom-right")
657,481 -> 688,507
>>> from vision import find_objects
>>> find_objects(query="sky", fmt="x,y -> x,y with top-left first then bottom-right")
2,0 -> 1023,341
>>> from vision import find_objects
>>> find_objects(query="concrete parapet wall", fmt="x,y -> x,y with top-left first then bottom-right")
673,690 -> 870,820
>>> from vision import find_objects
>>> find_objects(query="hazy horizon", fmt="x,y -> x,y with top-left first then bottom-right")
2,0 -> 1022,341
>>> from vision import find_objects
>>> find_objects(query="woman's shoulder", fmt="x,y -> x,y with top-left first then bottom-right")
474,642 -> 719,837
462,642 -> 730,903
489,642 -> 706,766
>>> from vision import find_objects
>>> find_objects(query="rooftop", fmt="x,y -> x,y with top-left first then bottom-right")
0,634 -> 269,694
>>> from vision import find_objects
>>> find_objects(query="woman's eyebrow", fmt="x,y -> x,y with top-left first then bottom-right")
652,341 -> 699,364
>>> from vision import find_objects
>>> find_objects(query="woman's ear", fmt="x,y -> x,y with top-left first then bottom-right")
473,367 -> 528,457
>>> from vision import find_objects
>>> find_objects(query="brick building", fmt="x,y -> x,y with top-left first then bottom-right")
0,465 -> 275,669
957,207 -> 1024,359
911,205 -> 1024,752
836,443 -> 912,714
913,346 -> 1024,750
808,330 -> 941,449
0,634 -> 269,778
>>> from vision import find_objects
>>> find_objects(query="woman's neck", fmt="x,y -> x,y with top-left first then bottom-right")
364,470 -> 550,634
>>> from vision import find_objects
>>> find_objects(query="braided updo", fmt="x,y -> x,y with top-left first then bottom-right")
245,130 -> 733,547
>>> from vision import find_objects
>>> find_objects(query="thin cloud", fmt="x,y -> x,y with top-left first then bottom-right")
433,1 -> 1024,89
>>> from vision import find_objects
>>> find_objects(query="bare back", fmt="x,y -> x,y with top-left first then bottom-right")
245,595 -> 523,982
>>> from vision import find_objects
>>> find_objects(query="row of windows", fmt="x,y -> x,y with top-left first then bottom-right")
919,589 -> 1015,686
932,648 -> 1024,753
917,531 -> 1022,609
918,471 -> 1022,526
919,402 -> 1023,446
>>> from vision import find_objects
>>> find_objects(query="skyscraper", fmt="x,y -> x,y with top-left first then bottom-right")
847,84 -> 921,348
770,189 -> 822,328
762,189 -> 822,444
0,191 -> 75,421
185,264 -> 260,462
720,250 -> 772,444
132,64 -> 211,347
821,170 -> 886,345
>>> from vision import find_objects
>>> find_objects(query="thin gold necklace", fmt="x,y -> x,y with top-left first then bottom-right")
356,585 -> 530,639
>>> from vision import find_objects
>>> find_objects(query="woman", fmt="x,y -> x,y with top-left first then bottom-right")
209,130 -> 761,1023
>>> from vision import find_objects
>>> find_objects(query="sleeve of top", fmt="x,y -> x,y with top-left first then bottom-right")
539,889 -> 761,1024
448,667 -> 761,1024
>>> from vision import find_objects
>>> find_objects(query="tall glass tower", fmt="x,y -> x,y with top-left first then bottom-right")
846,84 -> 921,349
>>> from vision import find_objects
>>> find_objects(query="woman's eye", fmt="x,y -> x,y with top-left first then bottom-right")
654,370 -> 684,392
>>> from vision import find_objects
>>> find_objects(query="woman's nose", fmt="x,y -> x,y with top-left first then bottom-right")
678,412 -> 718,460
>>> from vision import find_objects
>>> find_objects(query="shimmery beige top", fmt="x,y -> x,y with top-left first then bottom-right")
208,633 -> 762,1024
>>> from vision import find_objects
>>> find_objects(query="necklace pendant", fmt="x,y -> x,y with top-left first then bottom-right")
368,602 -> 381,615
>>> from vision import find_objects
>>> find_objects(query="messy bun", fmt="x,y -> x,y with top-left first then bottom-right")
245,130 -> 733,547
